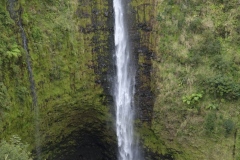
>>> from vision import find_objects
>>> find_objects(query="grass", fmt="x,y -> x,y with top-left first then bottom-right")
145,0 -> 240,159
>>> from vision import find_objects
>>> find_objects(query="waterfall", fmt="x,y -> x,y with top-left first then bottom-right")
19,20 -> 41,160
113,0 -> 139,159
7,1 -> 41,159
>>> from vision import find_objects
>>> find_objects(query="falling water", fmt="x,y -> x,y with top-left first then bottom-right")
7,1 -> 41,159
113,0 -> 139,159
19,20 -> 41,160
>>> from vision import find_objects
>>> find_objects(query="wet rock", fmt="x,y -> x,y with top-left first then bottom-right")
137,23 -> 152,32
104,11 -> 109,17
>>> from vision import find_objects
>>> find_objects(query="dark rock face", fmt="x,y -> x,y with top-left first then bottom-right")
77,0 -> 115,107
135,45 -> 154,123
128,2 -> 155,124
127,1 -> 175,159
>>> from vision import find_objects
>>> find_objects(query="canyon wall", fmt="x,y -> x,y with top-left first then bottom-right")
2,0 -> 240,159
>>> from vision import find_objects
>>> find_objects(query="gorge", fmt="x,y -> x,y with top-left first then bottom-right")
1,0 -> 240,160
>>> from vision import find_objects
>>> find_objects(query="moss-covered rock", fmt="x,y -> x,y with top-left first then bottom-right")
2,0 -> 240,159
0,0 -> 116,159
150,0 -> 240,159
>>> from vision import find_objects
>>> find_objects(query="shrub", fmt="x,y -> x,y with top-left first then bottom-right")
0,135 -> 32,160
182,92 -> 203,108
188,18 -> 203,34
0,82 -> 10,110
223,119 -> 234,136
210,55 -> 238,75
204,112 -> 216,134
203,75 -> 240,100
187,51 -> 202,67
16,86 -> 29,103
32,27 -> 42,41
5,43 -> 21,59
22,12 -> 29,25
205,104 -> 218,110
200,37 -> 221,55
216,24 -> 229,38
189,36 -> 222,57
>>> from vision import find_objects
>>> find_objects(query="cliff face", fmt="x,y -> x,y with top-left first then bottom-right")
1,0 -> 159,158
149,0 -> 240,160
1,0 -> 158,159
130,0 -> 155,124
128,1 -> 174,159
1,0 -> 116,159
129,1 -> 240,160
2,0 -> 240,159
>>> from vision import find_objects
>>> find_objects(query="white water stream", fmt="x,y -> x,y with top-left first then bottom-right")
113,0 -> 139,159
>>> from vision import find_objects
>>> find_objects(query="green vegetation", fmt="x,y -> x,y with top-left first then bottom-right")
203,75 -> 240,100
1,0 -> 240,159
182,92 -> 203,107
0,135 -> 32,160
205,103 -> 218,110
223,119 -> 235,136
204,112 -> 216,134
148,0 -> 240,159
0,0 -> 114,159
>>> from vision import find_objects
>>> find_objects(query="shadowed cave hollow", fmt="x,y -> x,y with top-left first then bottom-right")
42,126 -> 117,160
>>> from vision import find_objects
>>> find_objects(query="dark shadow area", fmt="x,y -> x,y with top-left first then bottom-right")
41,128 -> 117,160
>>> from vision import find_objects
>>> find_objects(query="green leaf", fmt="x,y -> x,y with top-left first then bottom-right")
194,97 -> 199,101
12,48 -> 20,53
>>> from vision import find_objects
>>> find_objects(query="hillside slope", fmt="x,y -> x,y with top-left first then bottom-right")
141,0 -> 240,159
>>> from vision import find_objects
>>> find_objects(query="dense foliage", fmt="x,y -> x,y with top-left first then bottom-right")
0,0 -> 115,159
147,0 -> 240,159
1,0 -> 240,159
0,135 -> 32,160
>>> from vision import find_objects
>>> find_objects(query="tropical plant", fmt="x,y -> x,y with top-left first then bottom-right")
0,135 -> 32,160
182,92 -> 203,108
205,104 -> 218,110
5,43 -> 21,59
